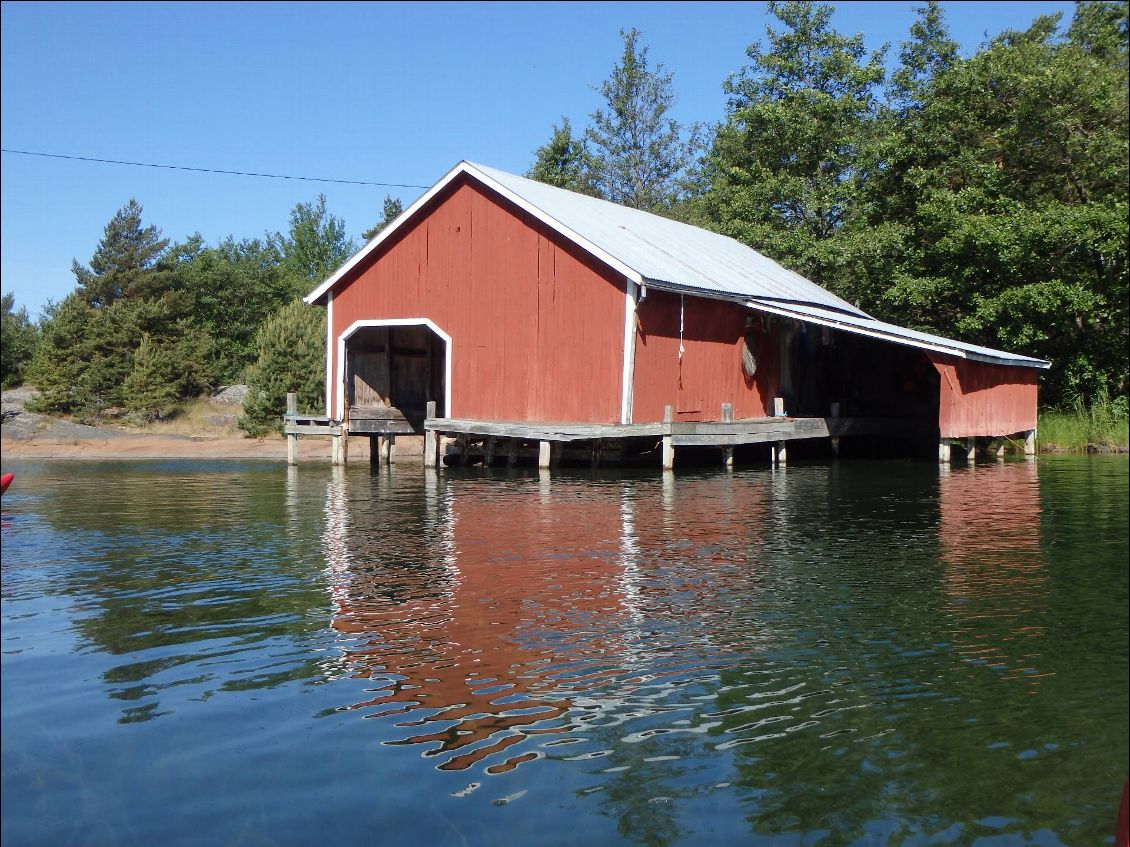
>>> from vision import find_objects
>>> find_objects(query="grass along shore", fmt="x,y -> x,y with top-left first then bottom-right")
1038,395 -> 1129,453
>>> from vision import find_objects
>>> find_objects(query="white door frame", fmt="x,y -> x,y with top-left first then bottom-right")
335,318 -> 452,422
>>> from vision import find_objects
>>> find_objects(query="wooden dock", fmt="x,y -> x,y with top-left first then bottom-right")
423,405 -> 920,469
285,396 -> 1030,470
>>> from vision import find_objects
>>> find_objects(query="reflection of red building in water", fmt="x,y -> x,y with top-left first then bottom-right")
938,461 -> 1049,686
319,471 -> 776,774
324,475 -> 633,773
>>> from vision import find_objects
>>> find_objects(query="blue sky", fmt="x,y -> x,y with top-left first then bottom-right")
1,1 -> 1075,315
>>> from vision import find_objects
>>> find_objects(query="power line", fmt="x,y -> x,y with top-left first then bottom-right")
0,148 -> 430,189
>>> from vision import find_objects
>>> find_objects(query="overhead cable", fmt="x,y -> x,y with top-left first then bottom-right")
0,148 -> 429,189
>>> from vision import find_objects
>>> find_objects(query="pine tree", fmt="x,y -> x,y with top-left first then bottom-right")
239,300 -> 326,436
527,117 -> 595,193
362,195 -> 405,241
1,292 -> 37,389
73,198 -> 169,307
124,333 -> 180,420
586,29 -> 702,211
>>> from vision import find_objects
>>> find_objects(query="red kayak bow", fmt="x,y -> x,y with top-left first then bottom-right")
0,473 -> 13,496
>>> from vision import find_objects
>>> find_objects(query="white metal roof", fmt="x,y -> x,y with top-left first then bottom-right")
306,160 -> 1049,370
748,300 -> 1050,369
305,160 -> 865,316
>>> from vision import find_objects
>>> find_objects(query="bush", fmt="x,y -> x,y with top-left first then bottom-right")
240,300 -> 326,436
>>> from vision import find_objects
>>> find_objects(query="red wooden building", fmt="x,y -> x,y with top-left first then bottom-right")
303,162 -> 1048,466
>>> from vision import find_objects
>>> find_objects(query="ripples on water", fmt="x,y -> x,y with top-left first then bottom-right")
1,457 -> 1127,846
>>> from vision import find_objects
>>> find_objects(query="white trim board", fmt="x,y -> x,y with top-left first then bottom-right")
324,292 -> 334,417
334,318 -> 453,422
620,278 -> 638,424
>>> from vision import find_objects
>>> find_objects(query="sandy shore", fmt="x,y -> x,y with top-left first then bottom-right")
0,431 -> 432,461
0,387 -> 424,461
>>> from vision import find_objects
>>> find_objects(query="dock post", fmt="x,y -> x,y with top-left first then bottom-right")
995,438 -> 1006,460
662,405 -> 675,470
483,436 -> 496,467
938,440 -> 952,463
1024,429 -> 1037,456
506,439 -> 518,468
331,432 -> 344,466
830,437 -> 840,458
370,435 -> 380,470
721,403 -> 734,468
286,393 -> 298,465
382,436 -> 395,466
538,440 -> 552,469
423,401 -> 439,468
774,440 -> 788,466
966,437 -> 977,463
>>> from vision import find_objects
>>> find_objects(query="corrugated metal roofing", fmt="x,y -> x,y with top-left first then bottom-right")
748,300 -> 1051,369
471,163 -> 868,318
307,160 -> 1049,370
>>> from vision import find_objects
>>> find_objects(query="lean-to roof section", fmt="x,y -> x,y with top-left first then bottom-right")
748,300 -> 1051,369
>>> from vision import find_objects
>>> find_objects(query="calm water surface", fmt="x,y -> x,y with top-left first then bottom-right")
1,456 -> 1126,846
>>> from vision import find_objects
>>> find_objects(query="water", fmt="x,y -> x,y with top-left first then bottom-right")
1,456 -> 1126,846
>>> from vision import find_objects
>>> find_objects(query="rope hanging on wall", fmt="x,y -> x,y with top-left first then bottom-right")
741,332 -> 758,377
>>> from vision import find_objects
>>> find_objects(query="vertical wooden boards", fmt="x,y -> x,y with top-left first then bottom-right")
329,177 -> 625,426
632,291 -> 776,423
929,354 -> 1039,439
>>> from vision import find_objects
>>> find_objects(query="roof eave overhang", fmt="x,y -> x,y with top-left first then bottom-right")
745,299 -> 1051,370
304,161 -> 645,305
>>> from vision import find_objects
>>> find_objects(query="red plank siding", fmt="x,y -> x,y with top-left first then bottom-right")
329,177 -> 625,423
632,291 -> 778,422
929,354 -> 1038,438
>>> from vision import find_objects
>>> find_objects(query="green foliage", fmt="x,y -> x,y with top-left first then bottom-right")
28,293 -> 127,417
124,333 -> 180,420
240,300 -> 326,437
174,235 -> 289,383
1039,388 -> 1130,450
28,201 -> 216,419
362,195 -> 405,241
1,291 -> 37,389
872,2 -> 1128,405
698,1 -> 887,298
73,198 -> 170,307
527,117 -> 596,194
585,29 -> 703,211
273,194 -> 356,298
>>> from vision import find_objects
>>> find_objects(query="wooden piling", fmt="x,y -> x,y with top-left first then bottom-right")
286,393 -> 298,465
995,438 -> 1006,460
370,435 -> 380,469
1024,429 -> 1037,456
423,401 -> 439,468
721,403 -> 734,468
662,405 -> 674,470
538,440 -> 551,469
966,437 -> 976,463
938,440 -> 952,463
774,440 -> 787,466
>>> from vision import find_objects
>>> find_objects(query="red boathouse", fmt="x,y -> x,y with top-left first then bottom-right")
301,162 -> 1047,467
